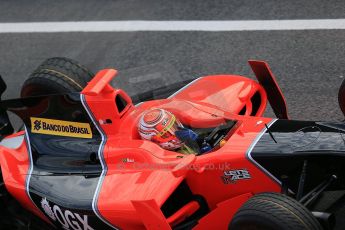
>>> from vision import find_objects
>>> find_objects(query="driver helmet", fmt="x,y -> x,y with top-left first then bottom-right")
138,108 -> 183,150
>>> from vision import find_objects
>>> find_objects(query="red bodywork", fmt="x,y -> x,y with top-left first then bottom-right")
0,61 -> 285,229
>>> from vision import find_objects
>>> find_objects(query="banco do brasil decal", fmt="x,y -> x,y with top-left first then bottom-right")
30,117 -> 92,138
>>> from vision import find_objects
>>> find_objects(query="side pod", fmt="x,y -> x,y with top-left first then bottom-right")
249,60 -> 289,119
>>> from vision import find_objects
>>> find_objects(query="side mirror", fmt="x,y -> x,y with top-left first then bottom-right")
249,60 -> 289,119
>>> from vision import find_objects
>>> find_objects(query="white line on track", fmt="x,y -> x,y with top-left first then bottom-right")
0,19 -> 345,33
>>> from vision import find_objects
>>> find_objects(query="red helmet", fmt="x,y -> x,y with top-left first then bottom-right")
138,108 -> 183,150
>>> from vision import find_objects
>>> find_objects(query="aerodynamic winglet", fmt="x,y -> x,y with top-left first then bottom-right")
82,69 -> 117,96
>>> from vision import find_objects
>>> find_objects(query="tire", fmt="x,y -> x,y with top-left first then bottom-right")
21,57 -> 94,97
229,193 -> 322,230
338,78 -> 345,116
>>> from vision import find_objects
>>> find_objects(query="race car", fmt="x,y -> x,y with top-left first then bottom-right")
1,57 -> 345,230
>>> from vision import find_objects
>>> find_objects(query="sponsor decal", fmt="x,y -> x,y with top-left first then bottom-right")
221,169 -> 251,184
122,158 -> 135,163
41,197 -> 94,230
30,117 -> 92,139
41,198 -> 56,221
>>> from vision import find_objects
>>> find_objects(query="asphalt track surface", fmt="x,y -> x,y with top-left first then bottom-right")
1,0 -> 345,21
1,1 -> 345,122
1,1 -> 345,229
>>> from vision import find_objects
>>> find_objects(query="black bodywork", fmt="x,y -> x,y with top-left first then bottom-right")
252,120 -> 345,193
0,93 -> 114,229
251,119 -> 345,228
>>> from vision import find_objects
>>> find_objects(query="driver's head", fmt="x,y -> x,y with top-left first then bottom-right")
138,108 -> 183,150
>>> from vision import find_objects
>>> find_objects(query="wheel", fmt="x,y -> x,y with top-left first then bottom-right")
21,57 -> 94,97
229,192 -> 322,230
338,78 -> 345,116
